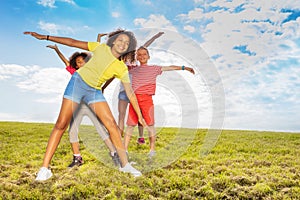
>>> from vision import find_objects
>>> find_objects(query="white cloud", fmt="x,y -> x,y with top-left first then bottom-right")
173,0 -> 300,131
134,14 -> 177,31
224,66 -> 300,132
112,12 -> 120,18
0,64 -> 35,76
177,8 -> 205,22
0,64 -> 33,80
0,64 -> 69,95
62,0 -> 75,5
17,68 -> 69,94
37,0 -> 75,8
194,0 -> 205,3
184,25 -> 196,33
38,21 -> 60,34
141,0 -> 152,5
38,21 -> 75,35
174,0 -> 299,83
37,0 -> 56,8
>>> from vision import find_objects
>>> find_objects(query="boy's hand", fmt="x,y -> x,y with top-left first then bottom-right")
156,32 -> 164,37
185,67 -> 195,74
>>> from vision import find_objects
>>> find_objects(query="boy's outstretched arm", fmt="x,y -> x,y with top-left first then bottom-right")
162,65 -> 195,74
142,32 -> 164,48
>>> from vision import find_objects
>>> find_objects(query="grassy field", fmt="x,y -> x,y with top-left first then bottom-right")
0,121 -> 300,199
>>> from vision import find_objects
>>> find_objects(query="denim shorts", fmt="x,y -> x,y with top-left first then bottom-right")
118,90 -> 129,102
63,72 -> 106,104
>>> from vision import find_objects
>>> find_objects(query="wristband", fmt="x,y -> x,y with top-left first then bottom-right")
182,65 -> 185,70
46,35 -> 49,40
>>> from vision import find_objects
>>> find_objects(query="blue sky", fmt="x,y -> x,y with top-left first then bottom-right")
0,0 -> 299,132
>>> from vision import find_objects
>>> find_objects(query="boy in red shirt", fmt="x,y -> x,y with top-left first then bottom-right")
124,47 -> 195,157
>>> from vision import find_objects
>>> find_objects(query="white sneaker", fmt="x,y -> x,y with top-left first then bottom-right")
35,167 -> 53,181
149,150 -> 156,158
119,163 -> 142,177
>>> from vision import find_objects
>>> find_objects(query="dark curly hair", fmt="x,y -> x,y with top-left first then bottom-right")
69,52 -> 91,70
106,29 -> 137,61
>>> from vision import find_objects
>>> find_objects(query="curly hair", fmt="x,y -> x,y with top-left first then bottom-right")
106,29 -> 137,61
69,52 -> 91,70
120,50 -> 136,63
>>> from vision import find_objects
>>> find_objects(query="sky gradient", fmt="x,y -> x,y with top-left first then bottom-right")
0,0 -> 299,132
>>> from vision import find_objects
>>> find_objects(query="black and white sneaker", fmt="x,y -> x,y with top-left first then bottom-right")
110,152 -> 121,167
68,155 -> 83,168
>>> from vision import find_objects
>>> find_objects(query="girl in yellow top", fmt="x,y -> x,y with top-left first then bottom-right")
24,30 -> 146,181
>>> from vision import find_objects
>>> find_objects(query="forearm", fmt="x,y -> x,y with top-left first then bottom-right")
162,65 -> 181,71
24,31 -> 88,50
129,96 -> 142,118
123,83 -> 142,119
54,48 -> 69,66
128,92 -> 141,117
47,35 -> 87,50
142,32 -> 164,47
162,65 -> 195,74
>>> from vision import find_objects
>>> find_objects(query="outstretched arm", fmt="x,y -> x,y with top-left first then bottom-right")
162,65 -> 195,74
142,32 -> 164,48
24,31 -> 88,50
46,44 -> 69,67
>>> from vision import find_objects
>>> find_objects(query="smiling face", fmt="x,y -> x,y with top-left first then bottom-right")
111,34 -> 130,57
75,56 -> 86,69
136,48 -> 150,65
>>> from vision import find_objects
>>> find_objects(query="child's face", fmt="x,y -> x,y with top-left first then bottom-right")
112,34 -> 130,55
136,48 -> 149,64
76,56 -> 86,68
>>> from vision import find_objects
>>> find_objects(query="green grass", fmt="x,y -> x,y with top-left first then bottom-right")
0,122 -> 300,199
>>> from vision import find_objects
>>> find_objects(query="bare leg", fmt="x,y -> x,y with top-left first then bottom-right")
124,125 -> 135,150
42,98 -> 78,167
118,99 -> 128,137
70,102 -> 116,154
103,138 -> 116,153
71,140 -> 115,155
148,125 -> 156,151
68,103 -> 84,156
138,125 -> 144,138
71,142 -> 80,154
90,102 -> 128,167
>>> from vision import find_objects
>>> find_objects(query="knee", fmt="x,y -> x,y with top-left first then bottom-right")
105,118 -> 118,129
104,118 -> 120,134
54,120 -> 69,131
